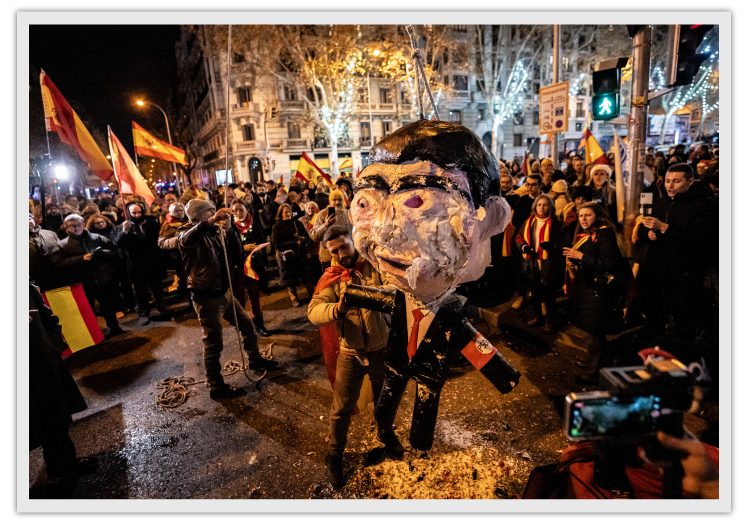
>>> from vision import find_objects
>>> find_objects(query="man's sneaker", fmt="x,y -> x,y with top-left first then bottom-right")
248,358 -> 280,372
138,316 -> 150,326
325,453 -> 345,489
209,385 -> 246,400
376,430 -> 404,459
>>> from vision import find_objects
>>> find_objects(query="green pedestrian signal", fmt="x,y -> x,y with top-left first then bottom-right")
591,93 -> 620,120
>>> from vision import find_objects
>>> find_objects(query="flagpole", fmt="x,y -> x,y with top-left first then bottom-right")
223,24 -> 232,205
107,126 -> 128,218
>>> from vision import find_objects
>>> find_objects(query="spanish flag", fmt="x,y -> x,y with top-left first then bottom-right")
132,121 -> 187,165
296,151 -> 334,188
42,284 -> 104,356
339,158 -> 353,171
580,127 -> 609,165
108,127 -> 155,206
40,71 -> 113,180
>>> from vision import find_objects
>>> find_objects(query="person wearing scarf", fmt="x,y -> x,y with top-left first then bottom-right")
515,194 -> 564,334
230,200 -> 270,336
562,202 -> 629,384
299,201 -> 323,282
307,225 -> 389,490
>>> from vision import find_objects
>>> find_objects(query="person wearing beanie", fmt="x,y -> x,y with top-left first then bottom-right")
115,202 -> 167,325
309,188 -> 353,269
178,199 -> 281,400
548,179 -> 571,219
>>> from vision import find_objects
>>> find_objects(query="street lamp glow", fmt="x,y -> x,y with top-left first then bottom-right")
137,100 -> 145,106
54,165 -> 68,179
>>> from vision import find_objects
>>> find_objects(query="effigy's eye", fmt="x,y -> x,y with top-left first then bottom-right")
404,195 -> 423,208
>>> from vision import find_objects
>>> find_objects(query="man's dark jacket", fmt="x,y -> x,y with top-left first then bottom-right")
58,230 -> 118,287
177,220 -> 243,296
114,216 -> 165,284
29,226 -> 64,292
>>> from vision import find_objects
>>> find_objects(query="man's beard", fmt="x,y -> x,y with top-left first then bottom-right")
131,215 -> 145,223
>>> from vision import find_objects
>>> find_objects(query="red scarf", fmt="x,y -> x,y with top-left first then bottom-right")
165,214 -> 182,224
235,216 -> 252,236
521,214 -> 552,260
313,256 -> 368,295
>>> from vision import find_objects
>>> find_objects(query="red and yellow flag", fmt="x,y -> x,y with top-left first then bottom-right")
108,127 -> 155,206
40,71 -> 113,180
580,127 -> 609,165
42,284 -> 104,356
339,158 -> 353,171
132,121 -> 187,165
297,151 -> 334,188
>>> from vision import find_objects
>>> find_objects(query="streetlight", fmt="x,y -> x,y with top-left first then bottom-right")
54,164 -> 68,179
136,99 -> 182,194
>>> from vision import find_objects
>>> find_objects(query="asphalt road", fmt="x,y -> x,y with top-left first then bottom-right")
28,284 -> 716,500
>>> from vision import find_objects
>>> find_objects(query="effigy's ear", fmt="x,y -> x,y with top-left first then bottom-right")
476,196 -> 511,241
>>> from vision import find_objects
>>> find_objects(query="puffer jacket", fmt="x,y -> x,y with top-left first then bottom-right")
29,226 -> 64,291
177,220 -> 242,296
308,260 -> 390,354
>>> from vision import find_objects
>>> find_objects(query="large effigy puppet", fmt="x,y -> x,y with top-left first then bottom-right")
343,118 -> 521,452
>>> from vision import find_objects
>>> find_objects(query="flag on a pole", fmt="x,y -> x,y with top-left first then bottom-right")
339,158 -> 353,171
278,174 -> 285,188
355,166 -> 360,180
132,121 -> 187,165
580,127 -> 609,165
40,71 -> 113,180
42,284 -> 104,356
296,152 -> 334,188
520,150 -> 528,176
108,127 -> 155,206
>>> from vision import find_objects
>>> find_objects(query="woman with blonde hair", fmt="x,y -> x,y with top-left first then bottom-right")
548,180 -> 571,219
586,164 -> 617,221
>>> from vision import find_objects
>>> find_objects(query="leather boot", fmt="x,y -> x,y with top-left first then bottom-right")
253,316 -> 271,337
325,453 -> 345,489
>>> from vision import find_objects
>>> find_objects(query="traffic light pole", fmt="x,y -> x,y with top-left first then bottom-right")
551,25 -> 560,166
624,25 -> 651,254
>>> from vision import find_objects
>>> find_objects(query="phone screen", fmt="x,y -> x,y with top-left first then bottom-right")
565,394 -> 662,440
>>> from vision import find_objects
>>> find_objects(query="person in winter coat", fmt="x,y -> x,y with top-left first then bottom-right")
515,194 -> 565,333
29,213 -> 65,292
271,203 -> 316,307
230,199 -> 270,336
158,202 -> 189,299
115,202 -> 166,325
636,163 -> 718,340
309,189 -> 353,270
29,281 -> 97,479
563,202 -> 630,384
58,214 -> 124,337
178,199 -> 280,400
587,165 -> 618,223
299,201 -> 324,282
548,179 -> 571,219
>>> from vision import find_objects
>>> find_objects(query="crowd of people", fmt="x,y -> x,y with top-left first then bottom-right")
29,139 -> 720,492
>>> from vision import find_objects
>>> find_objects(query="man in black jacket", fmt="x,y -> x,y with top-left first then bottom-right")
637,163 -> 718,340
29,213 -> 65,292
512,174 -> 543,229
178,199 -> 280,400
115,202 -> 166,325
58,214 -> 124,337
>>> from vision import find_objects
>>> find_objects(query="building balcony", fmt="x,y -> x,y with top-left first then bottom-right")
283,138 -> 311,151
231,102 -> 263,117
198,109 -> 226,139
234,140 -> 266,154
358,136 -> 381,149
356,102 -> 397,114
280,100 -> 305,112
311,136 -> 354,151
451,91 -> 470,99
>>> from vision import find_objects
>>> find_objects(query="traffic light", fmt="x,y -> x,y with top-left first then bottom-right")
591,65 -> 622,121
666,25 -> 715,87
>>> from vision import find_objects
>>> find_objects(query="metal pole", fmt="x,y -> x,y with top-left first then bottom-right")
624,26 -> 651,254
367,71 -> 373,147
551,25 -> 560,166
147,101 -> 180,195
224,25 -> 232,202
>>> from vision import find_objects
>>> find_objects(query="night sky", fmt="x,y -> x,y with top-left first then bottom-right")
29,25 -> 183,156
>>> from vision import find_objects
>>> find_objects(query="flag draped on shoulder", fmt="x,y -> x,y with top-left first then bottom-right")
132,121 -> 187,165
108,126 -> 155,206
40,71 -> 113,180
296,151 -> 334,187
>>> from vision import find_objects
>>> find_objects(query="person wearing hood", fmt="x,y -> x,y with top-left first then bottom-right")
636,163 -> 718,340
115,202 -> 167,325
29,213 -> 65,292
178,199 -> 280,400
58,214 -> 124,337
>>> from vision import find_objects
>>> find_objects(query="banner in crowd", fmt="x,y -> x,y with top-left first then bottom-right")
42,284 -> 104,356
295,151 -> 334,187
40,71 -> 114,181
132,121 -> 187,165
108,126 -> 155,206
580,127 -> 609,165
